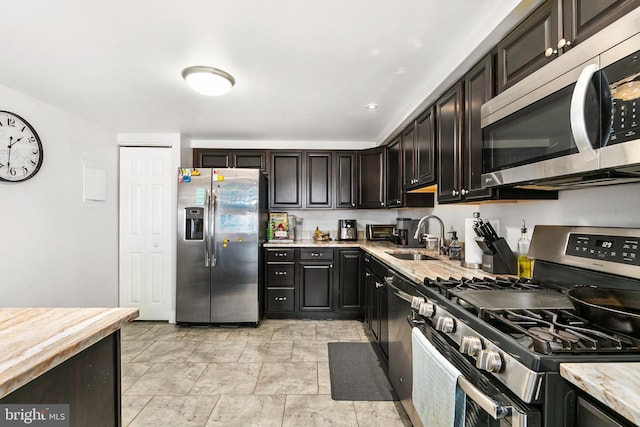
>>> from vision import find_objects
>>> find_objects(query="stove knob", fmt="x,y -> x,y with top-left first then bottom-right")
435,316 -> 455,333
418,300 -> 435,317
411,296 -> 425,310
476,350 -> 503,373
460,336 -> 482,356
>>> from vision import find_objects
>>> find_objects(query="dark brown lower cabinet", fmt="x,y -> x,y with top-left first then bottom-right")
0,332 -> 122,427
264,247 -> 362,319
299,263 -> 333,311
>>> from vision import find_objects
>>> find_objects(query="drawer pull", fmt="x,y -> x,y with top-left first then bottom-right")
275,252 -> 287,257
275,271 -> 287,276
274,296 -> 287,301
311,252 -> 322,257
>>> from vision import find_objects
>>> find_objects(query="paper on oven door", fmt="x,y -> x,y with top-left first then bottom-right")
412,327 -> 465,427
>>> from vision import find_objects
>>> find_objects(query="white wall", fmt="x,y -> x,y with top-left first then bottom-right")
0,85 -> 119,307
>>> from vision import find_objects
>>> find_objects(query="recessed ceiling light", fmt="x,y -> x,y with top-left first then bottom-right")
182,66 -> 235,96
365,103 -> 379,110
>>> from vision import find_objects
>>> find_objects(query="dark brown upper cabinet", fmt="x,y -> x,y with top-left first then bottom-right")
461,56 -> 494,201
334,151 -> 358,209
385,136 -> 402,208
497,0 -> 638,93
305,152 -> 332,209
403,107 -> 436,191
436,82 -> 465,203
193,149 -> 267,171
358,147 -> 386,209
270,152 -> 303,209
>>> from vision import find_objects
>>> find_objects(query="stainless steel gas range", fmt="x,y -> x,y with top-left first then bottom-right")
407,225 -> 640,427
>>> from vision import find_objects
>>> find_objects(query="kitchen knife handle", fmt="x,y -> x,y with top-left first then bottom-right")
485,221 -> 499,242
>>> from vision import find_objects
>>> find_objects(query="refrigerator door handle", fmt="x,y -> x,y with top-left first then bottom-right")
210,188 -> 217,267
204,189 -> 211,267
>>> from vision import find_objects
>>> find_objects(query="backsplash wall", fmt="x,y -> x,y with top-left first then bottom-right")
286,182 -> 640,253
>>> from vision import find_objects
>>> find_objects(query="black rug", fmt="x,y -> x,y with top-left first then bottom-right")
327,342 -> 398,401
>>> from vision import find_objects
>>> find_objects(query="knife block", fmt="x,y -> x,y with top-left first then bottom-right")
481,237 -> 517,275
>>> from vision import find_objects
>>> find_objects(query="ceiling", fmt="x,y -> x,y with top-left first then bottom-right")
1,0 -> 525,147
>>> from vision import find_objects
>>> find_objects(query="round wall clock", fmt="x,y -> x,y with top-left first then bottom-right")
0,111 -> 43,182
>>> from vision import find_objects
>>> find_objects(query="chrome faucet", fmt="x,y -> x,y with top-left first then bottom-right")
414,214 -> 446,254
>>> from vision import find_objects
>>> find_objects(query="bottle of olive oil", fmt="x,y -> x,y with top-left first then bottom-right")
517,219 -> 532,279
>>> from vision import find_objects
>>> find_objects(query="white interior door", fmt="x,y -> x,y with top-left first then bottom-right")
119,147 -> 173,320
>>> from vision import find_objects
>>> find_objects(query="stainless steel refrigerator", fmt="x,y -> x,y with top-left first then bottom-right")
176,168 -> 267,325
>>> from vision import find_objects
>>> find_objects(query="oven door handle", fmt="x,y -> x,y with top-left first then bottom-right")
457,376 -> 511,420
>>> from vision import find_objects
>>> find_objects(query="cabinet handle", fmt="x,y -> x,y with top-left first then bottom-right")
311,252 -> 322,257
275,271 -> 287,276
452,189 -> 458,196
557,38 -> 571,49
351,203 -> 355,207
375,281 -> 384,289
275,252 -> 287,257
380,202 -> 385,206
274,296 -> 287,301
364,257 -> 370,263
544,47 -> 558,58
365,272 -> 371,277
461,189 -> 468,196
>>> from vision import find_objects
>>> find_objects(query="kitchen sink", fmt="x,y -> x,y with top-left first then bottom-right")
385,251 -> 438,261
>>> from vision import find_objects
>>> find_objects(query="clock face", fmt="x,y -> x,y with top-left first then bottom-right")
0,111 -> 43,182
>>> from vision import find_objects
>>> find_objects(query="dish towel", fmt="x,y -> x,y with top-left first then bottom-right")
412,327 -> 466,427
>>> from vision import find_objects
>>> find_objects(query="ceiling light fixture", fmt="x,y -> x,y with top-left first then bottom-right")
182,66 -> 235,96
365,103 -> 379,110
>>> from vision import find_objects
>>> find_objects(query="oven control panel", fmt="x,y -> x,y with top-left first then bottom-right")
566,233 -> 640,265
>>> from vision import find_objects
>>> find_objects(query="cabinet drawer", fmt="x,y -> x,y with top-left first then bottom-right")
266,288 -> 295,312
266,249 -> 295,262
299,248 -> 334,261
266,264 -> 295,286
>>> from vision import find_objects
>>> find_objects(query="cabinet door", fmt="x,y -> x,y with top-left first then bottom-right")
386,136 -> 402,207
338,250 -> 361,312
270,152 -> 303,208
415,107 -> 436,186
437,83 -> 464,203
233,151 -> 267,171
463,56 -> 493,201
402,123 -> 416,188
334,151 -> 357,209
561,0 -> 640,49
358,147 -> 386,208
306,152 -> 332,208
299,263 -> 333,311
496,1 -> 558,93
193,149 -> 231,168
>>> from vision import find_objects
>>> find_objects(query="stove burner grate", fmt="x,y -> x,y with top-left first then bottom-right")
483,309 -> 640,355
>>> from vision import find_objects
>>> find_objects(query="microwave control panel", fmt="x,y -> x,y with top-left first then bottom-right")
566,233 -> 640,266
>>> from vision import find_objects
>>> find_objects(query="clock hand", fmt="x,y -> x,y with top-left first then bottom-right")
8,136 -> 23,148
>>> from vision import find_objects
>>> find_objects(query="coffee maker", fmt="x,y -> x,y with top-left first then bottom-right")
396,217 -> 422,247
338,219 -> 357,241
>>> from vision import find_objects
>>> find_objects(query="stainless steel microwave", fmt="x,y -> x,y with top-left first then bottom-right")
481,7 -> 640,190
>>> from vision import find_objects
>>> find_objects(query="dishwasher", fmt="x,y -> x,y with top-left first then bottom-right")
385,269 -> 423,427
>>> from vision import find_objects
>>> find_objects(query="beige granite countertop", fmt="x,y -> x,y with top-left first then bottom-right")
560,363 -> 640,425
264,239 -> 500,283
0,307 -> 139,398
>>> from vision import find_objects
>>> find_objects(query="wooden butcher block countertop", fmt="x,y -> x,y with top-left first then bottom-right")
0,307 -> 138,399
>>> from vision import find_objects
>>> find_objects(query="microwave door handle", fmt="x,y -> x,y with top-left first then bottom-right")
570,63 -> 600,162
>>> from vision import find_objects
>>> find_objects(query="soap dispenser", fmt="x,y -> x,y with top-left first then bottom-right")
448,231 -> 462,261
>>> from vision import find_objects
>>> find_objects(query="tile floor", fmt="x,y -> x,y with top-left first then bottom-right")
121,319 -> 412,426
